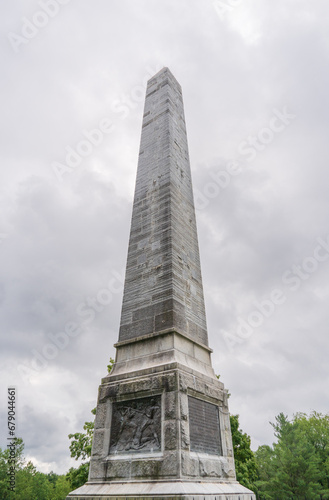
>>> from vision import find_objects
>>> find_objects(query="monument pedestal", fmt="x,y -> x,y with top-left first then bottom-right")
68,482 -> 254,500
67,331 -> 255,499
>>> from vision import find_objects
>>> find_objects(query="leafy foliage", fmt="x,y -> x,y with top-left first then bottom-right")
255,411 -> 329,499
66,463 -> 90,491
66,358 -> 115,488
66,407 -> 96,489
230,414 -> 258,491
0,438 -> 71,500
68,408 -> 96,461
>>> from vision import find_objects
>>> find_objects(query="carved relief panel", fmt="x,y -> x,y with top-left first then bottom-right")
109,395 -> 161,454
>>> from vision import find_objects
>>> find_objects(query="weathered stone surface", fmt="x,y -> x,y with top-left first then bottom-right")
131,458 -> 163,478
99,384 -> 118,401
91,429 -> 106,457
119,378 -> 152,395
161,451 -> 180,476
164,392 -> 177,420
200,457 -> 222,477
105,459 -> 131,480
88,458 -> 105,481
219,457 -> 236,480
221,411 -> 235,458
94,402 -> 107,429
164,420 -> 177,450
180,393 -> 189,420
180,420 -> 190,450
118,68 -> 208,347
181,452 -> 200,477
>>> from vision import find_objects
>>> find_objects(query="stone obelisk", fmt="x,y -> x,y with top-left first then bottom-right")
67,68 -> 255,499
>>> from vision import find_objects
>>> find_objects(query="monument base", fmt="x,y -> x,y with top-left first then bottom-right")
66,480 -> 255,499
66,332 -> 256,500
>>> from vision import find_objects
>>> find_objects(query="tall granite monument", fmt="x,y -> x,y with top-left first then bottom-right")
67,68 -> 255,499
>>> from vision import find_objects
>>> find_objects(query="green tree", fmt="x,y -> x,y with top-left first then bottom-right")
0,437 -> 25,499
68,407 -> 96,462
296,411 -> 329,496
255,412 -> 329,499
47,470 -> 59,486
51,475 -> 71,500
66,407 -> 96,488
253,444 -> 273,498
15,461 -> 52,500
67,358 -> 115,489
0,437 -> 71,500
66,462 -> 90,490
230,414 -> 258,491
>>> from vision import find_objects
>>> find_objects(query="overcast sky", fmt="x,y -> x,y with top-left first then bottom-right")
1,0 -> 329,475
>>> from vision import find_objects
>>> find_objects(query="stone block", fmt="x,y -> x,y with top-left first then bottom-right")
180,420 -> 189,449
164,420 -> 177,450
161,451 -> 179,476
164,392 -> 176,419
219,457 -> 236,480
132,299 -> 173,321
194,377 -> 207,395
151,375 -> 165,391
91,429 -> 105,457
99,383 -> 118,401
174,333 -> 194,357
172,310 -> 188,333
156,372 -> 178,392
181,452 -> 199,477
155,310 -> 174,331
179,373 -> 190,392
131,459 -> 163,478
119,377 -> 152,395
106,459 -> 131,480
180,393 -> 189,420
120,316 -> 154,341
88,459 -> 105,481
94,402 -> 107,429
199,457 -> 222,478
156,333 -> 175,352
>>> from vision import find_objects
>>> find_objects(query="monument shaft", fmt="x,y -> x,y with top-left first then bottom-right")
67,68 -> 255,500
119,68 -> 207,346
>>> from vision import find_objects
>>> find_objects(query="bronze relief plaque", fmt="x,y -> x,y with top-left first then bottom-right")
109,395 -> 161,454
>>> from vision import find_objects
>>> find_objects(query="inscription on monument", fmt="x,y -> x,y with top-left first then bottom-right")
188,396 -> 222,455
109,396 -> 161,454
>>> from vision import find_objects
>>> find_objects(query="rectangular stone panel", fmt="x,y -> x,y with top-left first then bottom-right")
109,395 -> 161,454
188,396 -> 222,455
